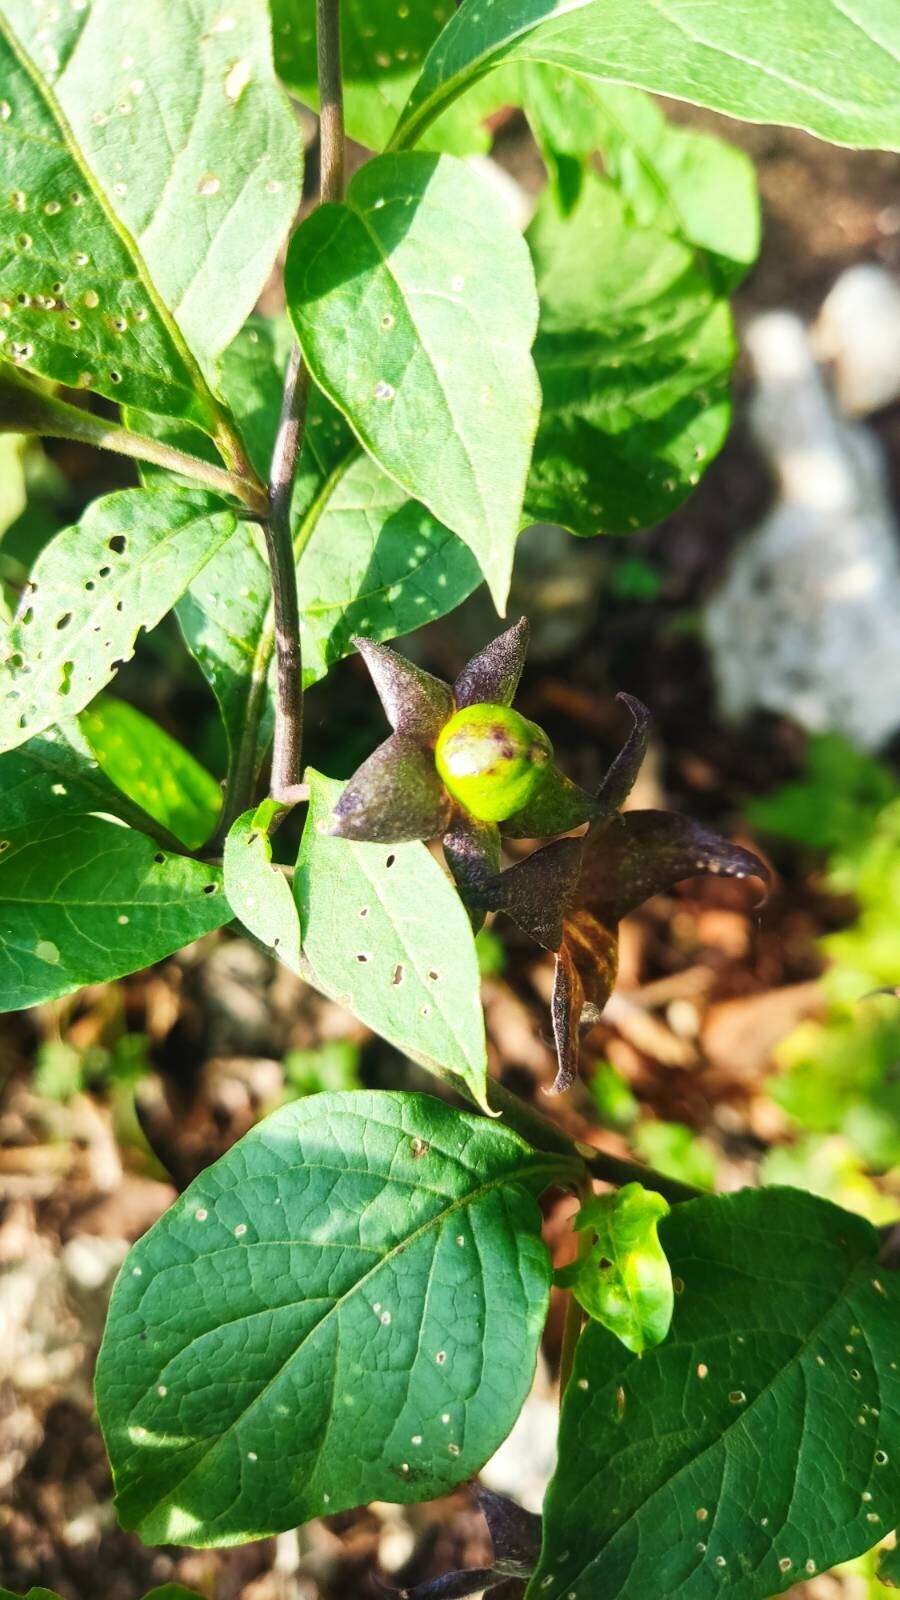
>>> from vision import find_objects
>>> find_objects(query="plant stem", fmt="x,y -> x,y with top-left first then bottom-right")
317,0 -> 345,204
558,1221 -> 592,1398
264,0 -> 344,812
487,1080 -> 702,1204
265,346 -> 310,807
579,1147 -> 702,1206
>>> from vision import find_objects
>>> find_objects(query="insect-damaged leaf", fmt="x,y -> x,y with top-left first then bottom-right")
96,1091 -> 563,1545
286,153 -> 540,611
529,1187 -> 900,1600
0,489 -> 236,754
558,1183 -> 673,1354
1,0 -> 301,367
0,814 -> 229,1011
295,771 -> 489,1108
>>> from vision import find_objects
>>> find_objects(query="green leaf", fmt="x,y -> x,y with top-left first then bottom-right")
297,449 -> 482,685
79,697 -> 222,851
96,1089 -> 561,1545
391,0 -> 900,155
559,1183 -> 673,1354
296,771 -> 489,1109
1,0 -> 301,367
172,319 -> 480,790
286,153 -> 540,610
0,720 -> 157,833
175,520 -> 275,802
529,1187 -> 900,1600
270,0 -> 511,155
526,174 -> 735,535
223,801 -> 303,969
0,1591 -> 68,1600
0,813 -> 229,1010
0,24 -> 208,427
522,71 -> 759,289
0,488 -> 237,754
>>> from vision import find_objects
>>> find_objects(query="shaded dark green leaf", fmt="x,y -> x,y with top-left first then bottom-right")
529,1187 -> 900,1600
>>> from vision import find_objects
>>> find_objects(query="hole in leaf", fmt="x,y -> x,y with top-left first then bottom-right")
202,883 -> 217,895
385,853 -> 395,869
108,534 -> 126,554
55,611 -> 72,630
153,852 -> 165,864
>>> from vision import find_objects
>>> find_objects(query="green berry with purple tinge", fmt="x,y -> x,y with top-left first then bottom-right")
435,703 -> 552,822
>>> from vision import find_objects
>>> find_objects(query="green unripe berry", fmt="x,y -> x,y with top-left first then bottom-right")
435,702 -> 552,822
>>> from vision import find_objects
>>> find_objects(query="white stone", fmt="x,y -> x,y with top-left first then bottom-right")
704,312 -> 900,751
813,264 -> 900,416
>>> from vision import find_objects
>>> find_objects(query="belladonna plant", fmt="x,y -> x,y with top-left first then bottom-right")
329,619 -> 768,1090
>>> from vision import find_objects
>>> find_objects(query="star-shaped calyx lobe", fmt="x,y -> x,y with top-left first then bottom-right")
473,696 -> 770,1092
327,622 -> 599,899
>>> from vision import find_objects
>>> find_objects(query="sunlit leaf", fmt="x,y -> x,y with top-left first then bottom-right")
1,0 -> 301,366
392,0 -> 900,155
295,770 -> 490,1109
0,488 -> 237,754
287,153 -> 540,610
558,1183 -> 673,1354
96,1090 -> 563,1544
80,697 -> 221,851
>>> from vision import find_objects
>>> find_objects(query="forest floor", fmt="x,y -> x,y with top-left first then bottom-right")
1,105 -> 899,1600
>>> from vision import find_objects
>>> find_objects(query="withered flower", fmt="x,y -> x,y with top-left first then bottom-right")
328,619 -> 599,899
468,696 -> 769,1092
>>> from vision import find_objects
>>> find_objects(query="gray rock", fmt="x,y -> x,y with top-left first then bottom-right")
704,311 -> 900,750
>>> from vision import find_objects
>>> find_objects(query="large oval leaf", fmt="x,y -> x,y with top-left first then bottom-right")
0,813 -> 229,1010
391,0 -> 900,154
295,771 -> 490,1109
530,1187 -> 900,1600
286,153 -> 540,611
1,0 -> 301,365
95,1091 -> 565,1545
0,488 -> 236,754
